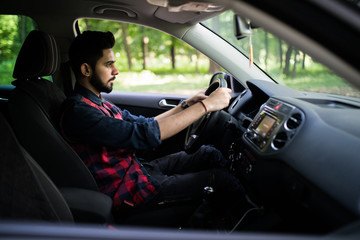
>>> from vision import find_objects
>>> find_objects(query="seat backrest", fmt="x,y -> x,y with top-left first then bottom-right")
8,30 -> 98,191
0,112 -> 73,222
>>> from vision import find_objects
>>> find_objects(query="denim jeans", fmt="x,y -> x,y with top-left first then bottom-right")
144,145 -> 244,205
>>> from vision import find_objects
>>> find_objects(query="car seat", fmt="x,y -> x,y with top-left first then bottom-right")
7,30 -> 113,223
7,30 -> 201,228
0,112 -> 73,222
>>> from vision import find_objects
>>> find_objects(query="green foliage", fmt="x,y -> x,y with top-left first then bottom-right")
0,15 -> 36,85
202,11 -> 359,97
1,15 -> 358,98
0,61 -> 14,84
78,19 -> 207,72
114,72 -> 211,94
0,15 -> 19,61
279,64 -> 350,89
0,15 -> 35,60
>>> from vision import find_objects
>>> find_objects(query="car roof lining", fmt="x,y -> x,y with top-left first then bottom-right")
0,0 -> 224,25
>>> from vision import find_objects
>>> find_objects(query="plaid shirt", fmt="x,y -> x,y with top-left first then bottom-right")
60,85 -> 162,210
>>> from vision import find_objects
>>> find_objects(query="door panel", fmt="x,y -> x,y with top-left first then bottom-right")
0,85 -> 15,99
0,85 -> 15,121
104,91 -> 189,117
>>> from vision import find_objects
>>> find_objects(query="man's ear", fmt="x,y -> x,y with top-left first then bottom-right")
80,63 -> 92,77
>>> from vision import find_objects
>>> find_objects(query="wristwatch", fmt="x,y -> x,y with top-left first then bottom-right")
180,100 -> 189,109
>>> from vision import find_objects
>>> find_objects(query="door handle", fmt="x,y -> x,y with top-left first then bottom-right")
159,99 -> 177,108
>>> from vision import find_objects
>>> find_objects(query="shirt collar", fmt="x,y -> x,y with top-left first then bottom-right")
74,84 -> 104,106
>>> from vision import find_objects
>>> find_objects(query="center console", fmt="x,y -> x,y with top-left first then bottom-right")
244,98 -> 304,154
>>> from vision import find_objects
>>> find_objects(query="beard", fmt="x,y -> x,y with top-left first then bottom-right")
90,73 -> 114,93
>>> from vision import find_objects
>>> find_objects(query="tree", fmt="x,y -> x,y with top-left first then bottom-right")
292,49 -> 299,78
121,23 -> 132,71
170,37 -> 176,70
141,27 -> 149,70
302,52 -> 306,69
283,45 -> 293,76
264,31 -> 268,70
278,40 -> 283,69
0,15 -> 18,60
17,15 -> 27,43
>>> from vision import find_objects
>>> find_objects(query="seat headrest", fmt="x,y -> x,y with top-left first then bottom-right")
13,30 -> 60,80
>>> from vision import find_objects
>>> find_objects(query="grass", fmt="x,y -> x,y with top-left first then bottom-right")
270,64 -> 360,98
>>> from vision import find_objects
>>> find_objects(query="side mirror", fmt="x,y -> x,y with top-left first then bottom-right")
234,14 -> 251,39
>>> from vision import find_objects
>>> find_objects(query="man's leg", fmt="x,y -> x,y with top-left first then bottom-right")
146,145 -> 245,207
149,145 -> 228,175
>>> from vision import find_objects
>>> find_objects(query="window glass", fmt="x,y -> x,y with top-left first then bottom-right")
78,19 -> 217,95
0,15 -> 37,85
202,11 -> 360,98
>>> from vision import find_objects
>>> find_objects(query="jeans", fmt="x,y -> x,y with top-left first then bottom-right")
117,146 -> 246,228
144,145 -> 244,205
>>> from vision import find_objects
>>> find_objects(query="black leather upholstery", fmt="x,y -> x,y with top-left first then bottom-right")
0,112 -> 73,222
13,30 -> 59,79
9,30 -> 98,191
8,30 -> 114,223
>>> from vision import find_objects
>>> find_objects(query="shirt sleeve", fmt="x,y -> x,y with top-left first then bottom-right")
120,109 -> 149,124
60,100 -> 162,150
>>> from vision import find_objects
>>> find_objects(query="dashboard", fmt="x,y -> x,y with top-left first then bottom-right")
244,98 -> 304,153
223,78 -> 360,232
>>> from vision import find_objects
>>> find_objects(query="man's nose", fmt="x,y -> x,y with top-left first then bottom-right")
113,66 -> 119,75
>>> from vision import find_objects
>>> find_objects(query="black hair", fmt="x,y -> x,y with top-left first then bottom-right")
69,31 -> 115,78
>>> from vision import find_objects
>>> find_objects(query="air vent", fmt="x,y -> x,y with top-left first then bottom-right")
272,132 -> 288,150
286,113 -> 302,130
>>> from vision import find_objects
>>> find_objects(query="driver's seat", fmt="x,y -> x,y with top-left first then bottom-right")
9,30 -> 97,191
0,112 -> 73,222
8,30 -> 113,223
7,30 -> 198,227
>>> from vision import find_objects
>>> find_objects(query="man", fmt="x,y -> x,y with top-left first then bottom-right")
60,31 -> 245,227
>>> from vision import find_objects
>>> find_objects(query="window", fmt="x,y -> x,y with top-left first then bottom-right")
78,19 -> 215,95
0,15 -> 37,85
202,11 -> 360,98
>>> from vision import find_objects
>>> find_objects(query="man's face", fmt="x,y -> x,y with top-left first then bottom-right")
90,48 -> 119,94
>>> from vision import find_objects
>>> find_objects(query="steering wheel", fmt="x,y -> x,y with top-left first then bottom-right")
184,72 -> 228,153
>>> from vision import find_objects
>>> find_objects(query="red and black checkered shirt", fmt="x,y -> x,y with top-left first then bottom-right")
60,85 -> 162,210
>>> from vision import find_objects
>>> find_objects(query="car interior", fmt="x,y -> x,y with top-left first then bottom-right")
1,0 -> 360,239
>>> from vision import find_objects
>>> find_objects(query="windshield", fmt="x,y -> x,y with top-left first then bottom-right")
202,11 -> 360,98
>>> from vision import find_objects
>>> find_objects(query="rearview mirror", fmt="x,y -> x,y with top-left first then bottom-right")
234,14 -> 251,39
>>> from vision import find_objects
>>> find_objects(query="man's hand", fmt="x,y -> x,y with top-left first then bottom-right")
186,88 -> 207,106
202,88 -> 232,112
155,87 -> 232,141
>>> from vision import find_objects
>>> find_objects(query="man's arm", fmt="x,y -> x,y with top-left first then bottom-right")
155,88 -> 207,121
60,100 -> 161,150
155,87 -> 231,140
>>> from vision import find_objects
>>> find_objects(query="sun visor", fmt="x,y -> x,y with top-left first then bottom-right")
149,0 -> 225,24
148,0 -> 223,12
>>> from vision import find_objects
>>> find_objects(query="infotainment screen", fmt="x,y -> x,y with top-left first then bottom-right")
255,115 -> 276,137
